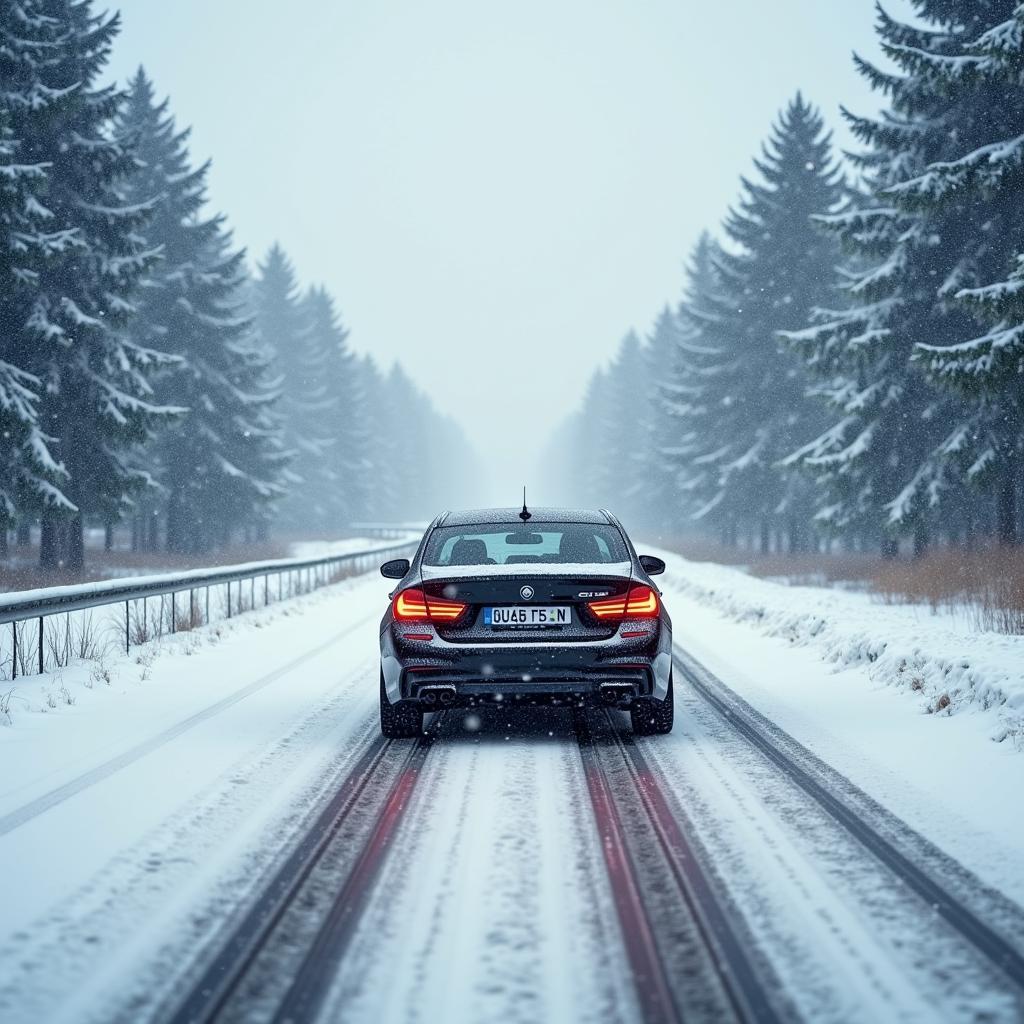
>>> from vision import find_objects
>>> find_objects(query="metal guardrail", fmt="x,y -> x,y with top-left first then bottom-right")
1,538 -> 419,681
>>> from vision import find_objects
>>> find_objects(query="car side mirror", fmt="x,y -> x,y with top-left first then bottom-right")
639,554 -> 666,576
380,558 -> 411,580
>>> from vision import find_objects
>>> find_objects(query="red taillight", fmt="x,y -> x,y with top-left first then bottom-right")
394,589 -> 429,620
393,588 -> 467,623
425,595 -> 467,621
587,585 -> 659,620
625,585 -> 659,616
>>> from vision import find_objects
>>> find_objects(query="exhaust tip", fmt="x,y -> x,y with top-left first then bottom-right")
419,684 -> 457,706
599,683 -> 634,705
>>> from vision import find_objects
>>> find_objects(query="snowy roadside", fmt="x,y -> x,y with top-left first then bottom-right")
655,550 -> 1024,745
653,548 -> 1024,906
0,568 -> 393,1023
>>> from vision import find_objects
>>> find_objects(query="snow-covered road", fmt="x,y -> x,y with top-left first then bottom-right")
0,572 -> 389,1022
0,553 -> 1022,1022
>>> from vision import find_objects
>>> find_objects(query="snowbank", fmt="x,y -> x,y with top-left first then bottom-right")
655,550 -> 1024,747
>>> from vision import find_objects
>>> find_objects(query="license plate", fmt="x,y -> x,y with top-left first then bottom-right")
484,606 -> 569,627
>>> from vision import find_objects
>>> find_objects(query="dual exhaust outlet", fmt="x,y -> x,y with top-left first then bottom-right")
419,684 -> 457,706
599,683 -> 635,704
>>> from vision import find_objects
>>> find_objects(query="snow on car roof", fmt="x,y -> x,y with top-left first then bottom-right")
421,561 -> 632,579
439,507 -> 611,527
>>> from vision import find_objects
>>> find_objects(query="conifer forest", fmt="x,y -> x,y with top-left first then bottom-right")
2,1 -> 1023,569
545,6 -> 1024,558
0,2 -> 477,570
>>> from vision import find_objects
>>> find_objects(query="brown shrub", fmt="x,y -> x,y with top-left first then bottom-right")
658,538 -> 1024,636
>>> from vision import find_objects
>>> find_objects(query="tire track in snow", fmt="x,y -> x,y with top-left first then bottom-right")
575,711 -> 681,1024
675,647 -> 1024,995
318,709 -> 639,1024
651,648 -> 1024,1021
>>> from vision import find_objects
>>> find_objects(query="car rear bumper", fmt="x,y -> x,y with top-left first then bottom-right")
380,625 -> 673,707
406,667 -> 652,709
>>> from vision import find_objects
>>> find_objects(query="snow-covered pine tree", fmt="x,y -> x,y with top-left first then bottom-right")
680,95 -> 845,552
353,353 -> 395,519
893,2 -> 1024,545
117,69 -> 288,552
639,306 -> 687,537
598,330 -> 648,525
355,358 -> 478,521
649,241 -> 735,542
421,409 -> 480,513
667,233 -> 734,539
574,367 -> 611,508
0,2 -> 73,554
378,362 -> 430,519
782,9 -> 999,555
254,245 -> 339,533
5,2 -> 178,570
208,261 -> 291,547
299,285 -> 369,527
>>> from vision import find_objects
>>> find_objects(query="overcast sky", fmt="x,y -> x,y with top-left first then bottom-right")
105,0 -> 915,506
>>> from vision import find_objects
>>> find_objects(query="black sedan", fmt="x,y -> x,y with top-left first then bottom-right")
378,507 -> 673,737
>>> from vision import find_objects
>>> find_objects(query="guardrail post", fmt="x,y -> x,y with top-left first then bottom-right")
38,616 -> 43,675
125,601 -> 130,655
250,577 -> 255,611
189,589 -> 195,627
11,623 -> 17,680
170,592 -> 176,634
227,581 -> 232,619
264,575 -> 269,606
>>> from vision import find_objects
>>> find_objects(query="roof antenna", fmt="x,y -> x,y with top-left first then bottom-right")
519,485 -> 531,521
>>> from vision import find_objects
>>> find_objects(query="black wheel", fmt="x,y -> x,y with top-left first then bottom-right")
630,670 -> 674,735
380,670 -> 424,738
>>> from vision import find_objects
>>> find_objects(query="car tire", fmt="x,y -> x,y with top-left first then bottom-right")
380,669 -> 424,739
630,670 -> 674,735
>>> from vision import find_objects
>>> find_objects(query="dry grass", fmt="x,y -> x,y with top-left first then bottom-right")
658,537 -> 1024,635
657,537 -> 879,586
0,687 -> 14,723
173,594 -> 206,633
44,612 -> 106,668
870,547 -> 1024,634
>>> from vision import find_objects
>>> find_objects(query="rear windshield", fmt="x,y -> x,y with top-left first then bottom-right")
423,523 -> 628,567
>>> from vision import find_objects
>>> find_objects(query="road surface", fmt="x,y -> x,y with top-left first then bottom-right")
0,564 -> 1021,1023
